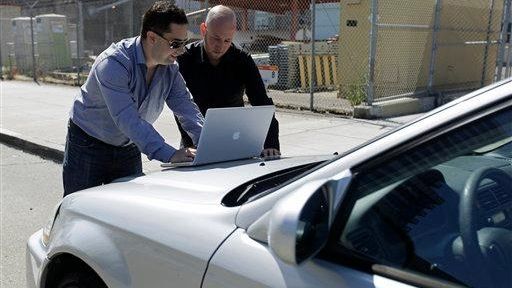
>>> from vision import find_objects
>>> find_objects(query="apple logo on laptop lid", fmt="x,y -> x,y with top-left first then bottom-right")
232,131 -> 240,140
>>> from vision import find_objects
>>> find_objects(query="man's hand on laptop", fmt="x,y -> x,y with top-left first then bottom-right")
170,147 -> 197,163
261,148 -> 281,160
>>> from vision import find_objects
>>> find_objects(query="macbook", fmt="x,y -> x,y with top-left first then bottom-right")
161,106 -> 275,167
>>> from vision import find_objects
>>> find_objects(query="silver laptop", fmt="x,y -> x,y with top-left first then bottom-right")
162,106 -> 275,167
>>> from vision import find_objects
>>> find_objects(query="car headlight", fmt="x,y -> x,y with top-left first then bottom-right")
42,201 -> 62,246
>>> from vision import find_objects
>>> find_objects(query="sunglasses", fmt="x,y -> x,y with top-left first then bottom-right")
152,31 -> 188,50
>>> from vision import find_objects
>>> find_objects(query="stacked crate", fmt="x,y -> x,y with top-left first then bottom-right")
268,42 -> 300,90
268,41 -> 338,91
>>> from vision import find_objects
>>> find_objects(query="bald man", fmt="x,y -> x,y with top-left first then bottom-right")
176,5 -> 280,158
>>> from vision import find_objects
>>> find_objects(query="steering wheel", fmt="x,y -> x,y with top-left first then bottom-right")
459,167 -> 512,287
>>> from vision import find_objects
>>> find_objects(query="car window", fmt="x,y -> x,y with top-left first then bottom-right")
328,106 -> 512,288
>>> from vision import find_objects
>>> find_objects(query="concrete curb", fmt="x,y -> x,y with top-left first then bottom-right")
0,128 -> 64,163
353,96 -> 436,119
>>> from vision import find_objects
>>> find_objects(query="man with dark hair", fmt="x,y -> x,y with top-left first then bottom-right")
63,1 -> 203,196
176,5 -> 280,158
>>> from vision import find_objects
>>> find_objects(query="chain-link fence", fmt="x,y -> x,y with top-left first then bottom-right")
0,0 -> 346,112
0,0 -> 511,116
0,0 -> 158,83
382,0 -> 506,104
178,0 -> 345,113
339,0 -> 510,106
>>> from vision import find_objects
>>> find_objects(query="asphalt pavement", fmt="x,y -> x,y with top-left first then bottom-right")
0,144 -> 63,288
0,79 -> 420,182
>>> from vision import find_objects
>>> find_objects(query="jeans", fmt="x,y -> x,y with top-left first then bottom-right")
62,120 -> 142,197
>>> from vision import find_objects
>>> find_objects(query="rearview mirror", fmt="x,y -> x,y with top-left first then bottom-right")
268,180 -> 331,265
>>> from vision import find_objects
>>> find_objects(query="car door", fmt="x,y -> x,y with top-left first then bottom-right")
203,102 -> 511,288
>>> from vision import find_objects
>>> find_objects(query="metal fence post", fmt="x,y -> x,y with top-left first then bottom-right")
482,0 -> 496,87
104,8 -> 109,47
0,18 -> 3,80
128,0 -> 133,36
29,7 -> 37,83
506,47 -> 510,77
367,0 -> 378,106
204,0 -> 209,21
428,0 -> 442,95
23,0 -> 40,83
505,0 -> 511,78
76,0 -> 83,85
310,0 -> 316,110
506,37 -> 512,77
496,0 -> 511,81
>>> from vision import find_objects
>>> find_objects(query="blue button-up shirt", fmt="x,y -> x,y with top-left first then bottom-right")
70,36 -> 204,162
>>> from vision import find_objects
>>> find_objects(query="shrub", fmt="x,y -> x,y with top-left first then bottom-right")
345,75 -> 367,106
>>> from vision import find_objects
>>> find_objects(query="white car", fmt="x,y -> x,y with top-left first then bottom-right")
27,79 -> 512,288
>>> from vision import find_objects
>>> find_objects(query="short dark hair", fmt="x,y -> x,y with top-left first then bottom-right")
141,1 -> 188,39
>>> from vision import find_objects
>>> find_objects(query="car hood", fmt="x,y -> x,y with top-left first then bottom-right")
73,155 -> 332,205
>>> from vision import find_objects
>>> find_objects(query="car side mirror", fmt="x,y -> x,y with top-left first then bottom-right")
268,180 -> 331,265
